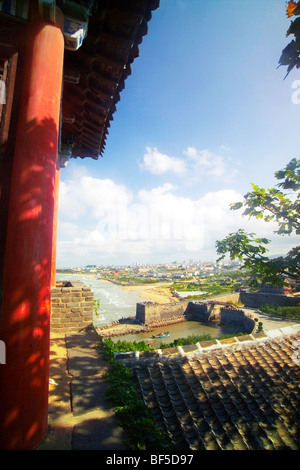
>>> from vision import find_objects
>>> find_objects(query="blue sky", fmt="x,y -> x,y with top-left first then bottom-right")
57,0 -> 299,267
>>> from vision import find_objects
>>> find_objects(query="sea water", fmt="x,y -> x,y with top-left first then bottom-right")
56,273 -> 150,327
56,274 -> 243,342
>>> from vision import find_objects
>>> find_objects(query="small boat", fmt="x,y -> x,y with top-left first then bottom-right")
152,331 -> 170,339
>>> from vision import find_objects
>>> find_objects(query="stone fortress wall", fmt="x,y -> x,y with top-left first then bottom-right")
50,280 -> 94,333
136,298 -> 256,334
136,301 -> 188,324
240,291 -> 299,308
136,289 -> 299,335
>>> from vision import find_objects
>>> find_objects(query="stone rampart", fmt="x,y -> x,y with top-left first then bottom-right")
136,301 -> 188,325
136,290 -> 298,333
220,307 -> 255,334
50,280 -> 94,333
185,301 -> 209,321
240,292 -> 300,308
136,300 -> 256,334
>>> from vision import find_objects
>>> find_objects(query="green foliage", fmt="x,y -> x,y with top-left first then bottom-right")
102,337 -> 153,355
160,334 -> 212,349
160,332 -> 246,349
93,298 -> 101,317
114,401 -> 173,450
171,272 -> 249,298
216,159 -> 300,286
230,159 -> 300,236
105,361 -> 137,407
100,338 -> 174,450
216,230 -> 270,263
259,304 -> 300,319
257,321 -> 264,331
100,337 -> 115,361
108,275 -> 162,286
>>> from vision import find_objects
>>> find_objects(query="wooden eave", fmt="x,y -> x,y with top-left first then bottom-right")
61,0 -> 159,160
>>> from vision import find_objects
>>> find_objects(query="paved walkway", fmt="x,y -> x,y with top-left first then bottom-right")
37,327 -> 127,450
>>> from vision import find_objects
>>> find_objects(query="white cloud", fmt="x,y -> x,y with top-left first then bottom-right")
137,183 -> 205,245
59,176 -> 132,220
139,147 -> 186,175
183,147 -> 232,180
58,221 -> 82,239
139,146 -> 238,183
57,172 -> 205,265
57,164 -> 292,266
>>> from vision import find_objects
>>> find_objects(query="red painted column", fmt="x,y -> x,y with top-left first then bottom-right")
0,11 -> 64,449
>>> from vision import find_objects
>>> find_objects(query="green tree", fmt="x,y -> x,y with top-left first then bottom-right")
216,159 -> 300,287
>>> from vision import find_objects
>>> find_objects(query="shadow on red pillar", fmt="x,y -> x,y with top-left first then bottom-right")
0,12 -> 64,450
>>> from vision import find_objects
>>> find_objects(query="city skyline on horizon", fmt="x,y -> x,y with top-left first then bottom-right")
56,259 -> 245,271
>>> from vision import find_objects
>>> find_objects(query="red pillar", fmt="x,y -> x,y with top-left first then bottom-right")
0,12 -> 64,450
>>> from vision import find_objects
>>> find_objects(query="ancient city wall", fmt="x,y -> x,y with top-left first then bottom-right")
136,301 -> 188,325
136,300 -> 256,334
50,280 -> 94,333
186,303 -> 255,333
220,307 -> 255,334
240,292 -> 300,308
136,288 -> 299,333
185,301 -> 209,321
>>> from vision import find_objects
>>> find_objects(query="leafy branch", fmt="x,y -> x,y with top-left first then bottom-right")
230,159 -> 300,236
216,159 -> 300,286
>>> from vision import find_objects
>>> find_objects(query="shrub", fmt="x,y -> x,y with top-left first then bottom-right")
100,337 -> 173,450
260,304 -> 300,319
160,333 -> 212,349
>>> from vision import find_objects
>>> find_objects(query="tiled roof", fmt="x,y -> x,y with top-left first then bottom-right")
61,0 -> 159,159
118,327 -> 300,450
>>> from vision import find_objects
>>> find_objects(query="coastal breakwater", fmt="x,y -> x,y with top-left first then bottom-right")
136,299 -> 256,335
136,301 -> 188,325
